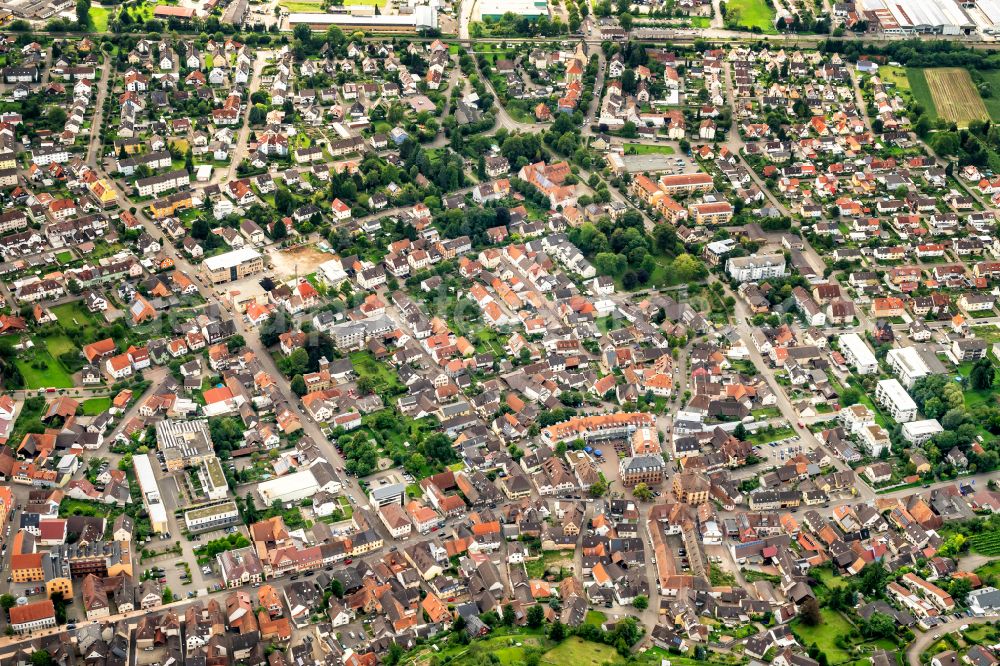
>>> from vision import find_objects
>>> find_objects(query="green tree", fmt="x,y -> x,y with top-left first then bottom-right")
589,479 -> 608,497
633,595 -> 648,610
971,357 -> 995,391
75,0 -> 90,26
30,652 -> 53,666
527,604 -> 545,628
549,620 -> 566,642
271,220 -> 286,243
799,597 -> 821,626
290,375 -> 307,396
502,603 -> 515,626
633,483 -> 653,501
0,594 -> 15,610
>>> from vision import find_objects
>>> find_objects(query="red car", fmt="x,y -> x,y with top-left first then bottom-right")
344,559 -> 353,565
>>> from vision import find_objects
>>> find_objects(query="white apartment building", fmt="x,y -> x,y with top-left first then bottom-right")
839,403 -> 876,435
875,378 -> 918,423
902,419 -> 944,445
726,254 -> 786,282
887,347 -> 930,388
839,333 -> 879,375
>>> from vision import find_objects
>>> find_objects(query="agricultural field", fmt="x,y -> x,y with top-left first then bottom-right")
925,68 -> 989,126
907,68 -> 937,120
969,532 -> 1000,556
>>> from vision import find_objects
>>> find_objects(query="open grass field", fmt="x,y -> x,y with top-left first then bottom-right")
974,69 -> 1000,121
726,0 -> 777,33
16,348 -> 73,389
880,65 -> 910,91
344,0 -> 387,6
907,68 -> 937,120
51,302 -> 104,345
541,638 -> 619,666
39,335 -> 76,358
792,609 -> 856,663
623,143 -> 676,155
278,0 -> 326,11
81,397 -> 111,416
925,68 -> 989,126
89,6 -> 110,31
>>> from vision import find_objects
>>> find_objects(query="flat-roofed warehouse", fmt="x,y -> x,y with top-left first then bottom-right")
476,0 -> 548,20
287,6 -> 437,32
857,0 -> 975,34
966,0 -> 1000,34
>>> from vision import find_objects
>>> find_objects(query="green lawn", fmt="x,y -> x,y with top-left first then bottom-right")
792,609 -> 856,663
726,0 -> 776,32
40,335 -> 76,358
541,638 -> 619,666
584,610 -> 606,627
747,426 -> 795,445
279,0 -> 326,10
812,566 -> 847,590
349,351 -> 403,394
879,65 -> 911,92
623,143 -> 676,155
17,348 -> 74,389
907,68 -> 937,120
81,397 -> 111,416
690,16 -> 710,27
55,251 -> 73,264
88,5 -> 110,31
51,302 -> 105,345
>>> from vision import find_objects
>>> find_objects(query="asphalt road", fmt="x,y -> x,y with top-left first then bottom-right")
906,617 -> 997,666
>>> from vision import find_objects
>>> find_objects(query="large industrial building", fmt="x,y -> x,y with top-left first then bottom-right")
476,0 -> 548,20
287,6 -> 437,32
857,0 -> 976,34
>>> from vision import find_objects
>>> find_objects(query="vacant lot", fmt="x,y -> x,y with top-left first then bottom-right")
925,68 -> 989,126
269,244 -> 331,280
